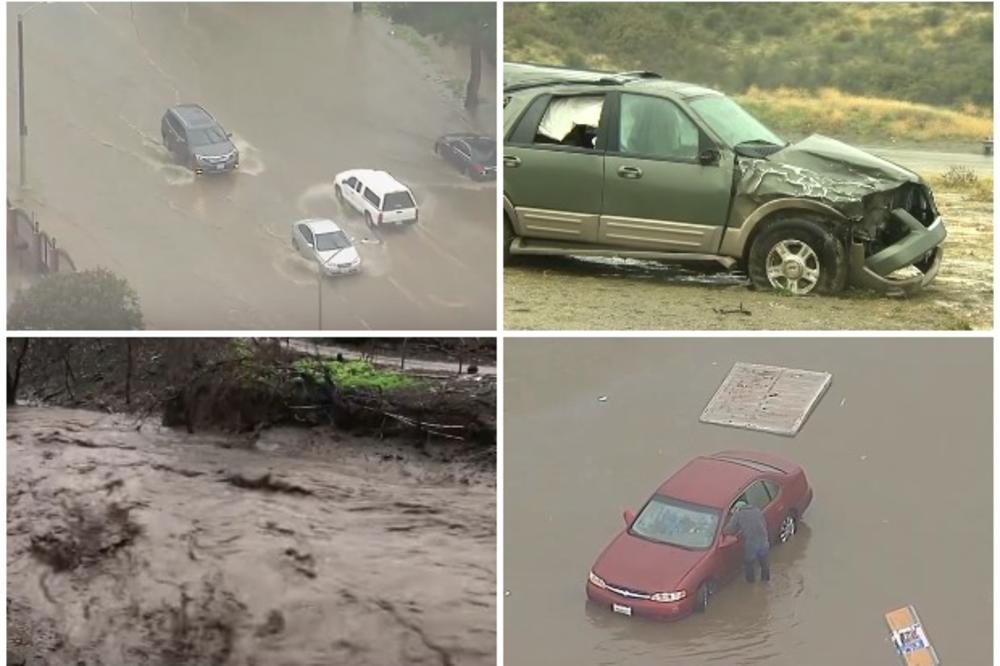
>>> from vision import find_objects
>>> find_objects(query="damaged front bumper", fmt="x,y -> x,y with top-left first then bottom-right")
848,211 -> 946,295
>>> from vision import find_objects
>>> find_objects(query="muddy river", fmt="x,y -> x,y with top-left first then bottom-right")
504,338 -> 991,666
7,407 -> 495,666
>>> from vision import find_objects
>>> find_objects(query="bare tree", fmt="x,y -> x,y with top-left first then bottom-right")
125,339 -> 133,406
7,338 -> 31,406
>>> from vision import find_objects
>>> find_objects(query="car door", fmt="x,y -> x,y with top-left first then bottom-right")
600,92 -> 733,252
350,179 -> 365,214
503,92 -> 607,243
454,140 -> 472,171
296,224 -> 314,260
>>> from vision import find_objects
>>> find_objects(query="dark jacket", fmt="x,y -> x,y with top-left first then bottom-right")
724,505 -> 770,559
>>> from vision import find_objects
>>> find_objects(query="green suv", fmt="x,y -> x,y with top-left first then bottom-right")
502,63 -> 946,295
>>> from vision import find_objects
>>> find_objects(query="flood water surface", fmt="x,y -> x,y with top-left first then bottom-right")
504,338 -> 991,666
8,407 -> 495,666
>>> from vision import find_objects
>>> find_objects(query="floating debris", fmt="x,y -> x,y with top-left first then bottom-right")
700,362 -> 832,436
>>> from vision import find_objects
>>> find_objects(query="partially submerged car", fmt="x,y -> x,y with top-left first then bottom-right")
161,104 -> 239,175
503,63 -> 946,295
334,169 -> 418,227
435,133 -> 498,180
291,218 -> 361,275
586,450 -> 812,619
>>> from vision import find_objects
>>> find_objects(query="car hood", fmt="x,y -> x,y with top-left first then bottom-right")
593,530 -> 708,594
735,134 -> 920,219
318,246 -> 359,266
193,140 -> 237,158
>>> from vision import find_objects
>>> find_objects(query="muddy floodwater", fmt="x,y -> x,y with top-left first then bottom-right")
504,339 -> 991,666
7,408 -> 495,666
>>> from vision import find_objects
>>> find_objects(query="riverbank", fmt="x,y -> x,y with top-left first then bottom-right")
9,338 -> 496,451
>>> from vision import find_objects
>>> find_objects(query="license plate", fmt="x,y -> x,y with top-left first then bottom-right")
612,604 -> 632,616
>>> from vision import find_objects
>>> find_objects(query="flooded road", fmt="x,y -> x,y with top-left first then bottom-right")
8,407 -> 496,665
504,338 -> 991,666
6,3 -> 495,329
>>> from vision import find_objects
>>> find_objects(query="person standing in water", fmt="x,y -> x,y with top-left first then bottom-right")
724,499 -> 771,582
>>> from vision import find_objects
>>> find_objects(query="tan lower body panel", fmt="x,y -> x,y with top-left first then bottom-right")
598,215 -> 721,253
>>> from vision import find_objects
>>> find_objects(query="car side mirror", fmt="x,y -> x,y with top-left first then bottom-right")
623,509 -> 636,526
698,148 -> 720,165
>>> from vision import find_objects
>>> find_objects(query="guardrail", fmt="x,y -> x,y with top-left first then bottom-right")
7,201 -> 76,278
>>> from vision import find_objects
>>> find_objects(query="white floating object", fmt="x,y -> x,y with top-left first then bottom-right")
700,362 -> 832,436
597,395 -> 608,402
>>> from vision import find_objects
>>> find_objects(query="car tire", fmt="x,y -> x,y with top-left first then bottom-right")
292,237 -> 299,251
365,212 -> 374,229
433,142 -> 440,155
503,215 -> 514,265
335,185 -> 344,203
778,512 -> 797,544
747,216 -> 847,295
693,582 -> 710,613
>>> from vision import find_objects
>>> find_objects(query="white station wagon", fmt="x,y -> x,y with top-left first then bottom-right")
334,169 -> 419,227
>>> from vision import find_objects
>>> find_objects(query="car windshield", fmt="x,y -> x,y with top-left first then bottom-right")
630,495 -> 720,550
688,94 -> 785,149
383,191 -> 415,211
314,230 -> 350,252
188,126 -> 228,146
468,138 -> 497,161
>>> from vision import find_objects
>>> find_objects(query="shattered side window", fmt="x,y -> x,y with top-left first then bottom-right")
535,95 -> 604,149
619,94 -> 699,161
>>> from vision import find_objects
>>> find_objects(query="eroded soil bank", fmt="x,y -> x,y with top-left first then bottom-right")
8,407 -> 496,666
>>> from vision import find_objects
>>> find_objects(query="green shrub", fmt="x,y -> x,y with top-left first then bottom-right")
8,268 -> 143,330
293,358 -> 414,391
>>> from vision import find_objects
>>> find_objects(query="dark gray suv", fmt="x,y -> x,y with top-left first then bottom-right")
161,104 -> 239,174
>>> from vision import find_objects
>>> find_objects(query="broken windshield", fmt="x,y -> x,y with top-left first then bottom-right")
631,495 -> 719,550
689,94 -> 785,151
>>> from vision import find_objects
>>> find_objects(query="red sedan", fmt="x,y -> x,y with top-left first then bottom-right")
586,450 -> 813,619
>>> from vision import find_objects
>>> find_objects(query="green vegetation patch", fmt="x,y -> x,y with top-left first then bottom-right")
293,358 -> 415,391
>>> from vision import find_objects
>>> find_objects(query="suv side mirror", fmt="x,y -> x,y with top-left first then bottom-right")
623,509 -> 636,526
698,148 -> 720,165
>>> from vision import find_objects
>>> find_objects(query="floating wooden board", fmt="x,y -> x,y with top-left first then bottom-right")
885,605 -> 940,666
700,362 -> 832,436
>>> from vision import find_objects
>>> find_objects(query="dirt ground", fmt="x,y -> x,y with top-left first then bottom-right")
7,407 -> 496,666
504,189 -> 992,331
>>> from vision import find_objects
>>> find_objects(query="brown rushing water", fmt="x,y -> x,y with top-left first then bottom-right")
504,338 -> 991,666
7,408 -> 495,666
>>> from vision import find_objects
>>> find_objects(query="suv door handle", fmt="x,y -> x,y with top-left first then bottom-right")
617,165 -> 643,179
504,156 -> 522,168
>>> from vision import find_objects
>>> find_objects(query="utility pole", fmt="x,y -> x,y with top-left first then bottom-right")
317,263 -> 323,330
17,14 -> 27,189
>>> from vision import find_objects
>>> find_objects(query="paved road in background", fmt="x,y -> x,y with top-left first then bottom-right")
7,2 -> 496,329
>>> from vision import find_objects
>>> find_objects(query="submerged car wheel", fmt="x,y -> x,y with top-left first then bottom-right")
693,582 -> 710,613
779,513 -> 797,544
748,217 -> 847,295
365,212 -> 374,228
